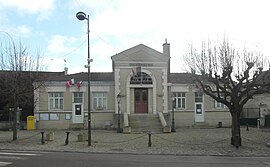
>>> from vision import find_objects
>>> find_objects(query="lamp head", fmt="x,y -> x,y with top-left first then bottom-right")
76,11 -> 87,21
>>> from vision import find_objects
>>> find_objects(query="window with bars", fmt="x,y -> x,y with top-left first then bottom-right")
93,92 -> 107,110
173,92 -> 186,109
49,92 -> 64,110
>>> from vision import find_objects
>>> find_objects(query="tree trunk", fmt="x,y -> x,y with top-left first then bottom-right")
231,110 -> 241,148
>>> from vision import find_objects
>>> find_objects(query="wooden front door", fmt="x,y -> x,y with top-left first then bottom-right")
134,88 -> 148,113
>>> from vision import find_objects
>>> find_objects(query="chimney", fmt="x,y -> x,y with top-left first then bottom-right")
64,67 -> 68,75
163,38 -> 170,57
163,39 -> 170,82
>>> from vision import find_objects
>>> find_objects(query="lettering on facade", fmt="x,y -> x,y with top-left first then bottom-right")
129,63 -> 153,67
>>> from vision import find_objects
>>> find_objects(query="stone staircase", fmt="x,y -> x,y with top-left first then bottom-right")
129,114 -> 163,133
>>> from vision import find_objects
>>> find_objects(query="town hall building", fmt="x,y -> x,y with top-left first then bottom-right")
33,40 -> 232,132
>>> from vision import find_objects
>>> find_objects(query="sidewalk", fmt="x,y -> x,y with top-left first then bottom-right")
0,127 -> 269,156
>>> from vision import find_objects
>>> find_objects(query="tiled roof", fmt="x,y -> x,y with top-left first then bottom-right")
0,70 -> 65,81
44,72 -> 198,84
41,72 -> 197,84
169,73 -> 196,84
44,72 -> 114,82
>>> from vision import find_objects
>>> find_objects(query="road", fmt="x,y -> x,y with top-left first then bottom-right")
0,150 -> 270,167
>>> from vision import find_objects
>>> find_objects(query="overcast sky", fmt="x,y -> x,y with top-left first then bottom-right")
0,0 -> 269,74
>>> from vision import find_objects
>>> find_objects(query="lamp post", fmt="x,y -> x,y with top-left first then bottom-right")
171,96 -> 176,132
76,11 -> 91,146
117,94 -> 121,133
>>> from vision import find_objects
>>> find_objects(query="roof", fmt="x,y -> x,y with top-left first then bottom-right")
1,70 -> 199,84
43,72 -> 114,82
170,73 -> 196,84
39,72 -> 197,84
111,44 -> 169,62
0,70 -> 65,81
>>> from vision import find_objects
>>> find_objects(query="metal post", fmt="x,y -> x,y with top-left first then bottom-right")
76,12 -> 92,146
12,106 -> 18,141
171,98 -> 176,132
65,131 -> 70,145
117,94 -> 121,133
148,132 -> 152,147
87,14 -> 91,146
41,132 -> 45,145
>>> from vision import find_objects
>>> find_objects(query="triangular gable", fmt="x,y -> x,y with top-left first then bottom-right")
111,44 -> 169,62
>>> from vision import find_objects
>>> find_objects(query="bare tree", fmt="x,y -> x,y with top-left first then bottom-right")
184,38 -> 270,148
0,34 -> 43,140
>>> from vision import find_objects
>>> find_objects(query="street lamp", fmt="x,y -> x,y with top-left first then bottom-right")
117,94 -> 121,133
76,11 -> 92,146
171,96 -> 176,132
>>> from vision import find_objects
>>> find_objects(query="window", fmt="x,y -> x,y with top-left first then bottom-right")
130,72 -> 152,84
49,92 -> 64,110
93,92 -> 107,110
73,92 -> 83,103
214,93 -> 225,108
173,92 -> 186,109
215,101 -> 225,108
195,92 -> 203,102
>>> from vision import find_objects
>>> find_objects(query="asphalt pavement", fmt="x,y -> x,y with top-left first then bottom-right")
3,151 -> 270,167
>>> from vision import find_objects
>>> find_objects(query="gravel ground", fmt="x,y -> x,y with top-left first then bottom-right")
0,127 -> 269,156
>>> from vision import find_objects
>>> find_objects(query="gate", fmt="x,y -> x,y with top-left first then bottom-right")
240,108 -> 260,126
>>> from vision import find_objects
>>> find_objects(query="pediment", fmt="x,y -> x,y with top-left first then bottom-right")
111,44 -> 169,62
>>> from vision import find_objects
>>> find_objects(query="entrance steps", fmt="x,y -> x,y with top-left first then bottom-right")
129,114 -> 163,133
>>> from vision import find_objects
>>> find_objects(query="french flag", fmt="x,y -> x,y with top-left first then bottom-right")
77,81 -> 82,89
66,79 -> 74,88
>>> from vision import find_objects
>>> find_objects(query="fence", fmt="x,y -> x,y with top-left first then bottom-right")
240,108 -> 260,126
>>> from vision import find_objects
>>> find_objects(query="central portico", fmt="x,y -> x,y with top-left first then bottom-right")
111,42 -> 170,117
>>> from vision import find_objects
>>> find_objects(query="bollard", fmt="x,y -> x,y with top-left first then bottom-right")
148,132 -> 152,147
257,119 -> 260,129
65,131 -> 70,145
41,131 -> 45,145
246,123 -> 249,131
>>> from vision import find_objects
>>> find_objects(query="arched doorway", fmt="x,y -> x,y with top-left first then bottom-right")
126,70 -> 157,114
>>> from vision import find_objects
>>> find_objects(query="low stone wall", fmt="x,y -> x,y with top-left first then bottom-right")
173,111 -> 231,127
36,112 -> 115,130
205,111 -> 231,127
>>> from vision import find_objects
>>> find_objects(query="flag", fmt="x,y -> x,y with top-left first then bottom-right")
66,81 -> 71,87
66,78 -> 75,88
132,67 -> 136,77
130,66 -> 141,77
136,66 -> 141,75
69,79 -> 74,85
77,81 -> 82,89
